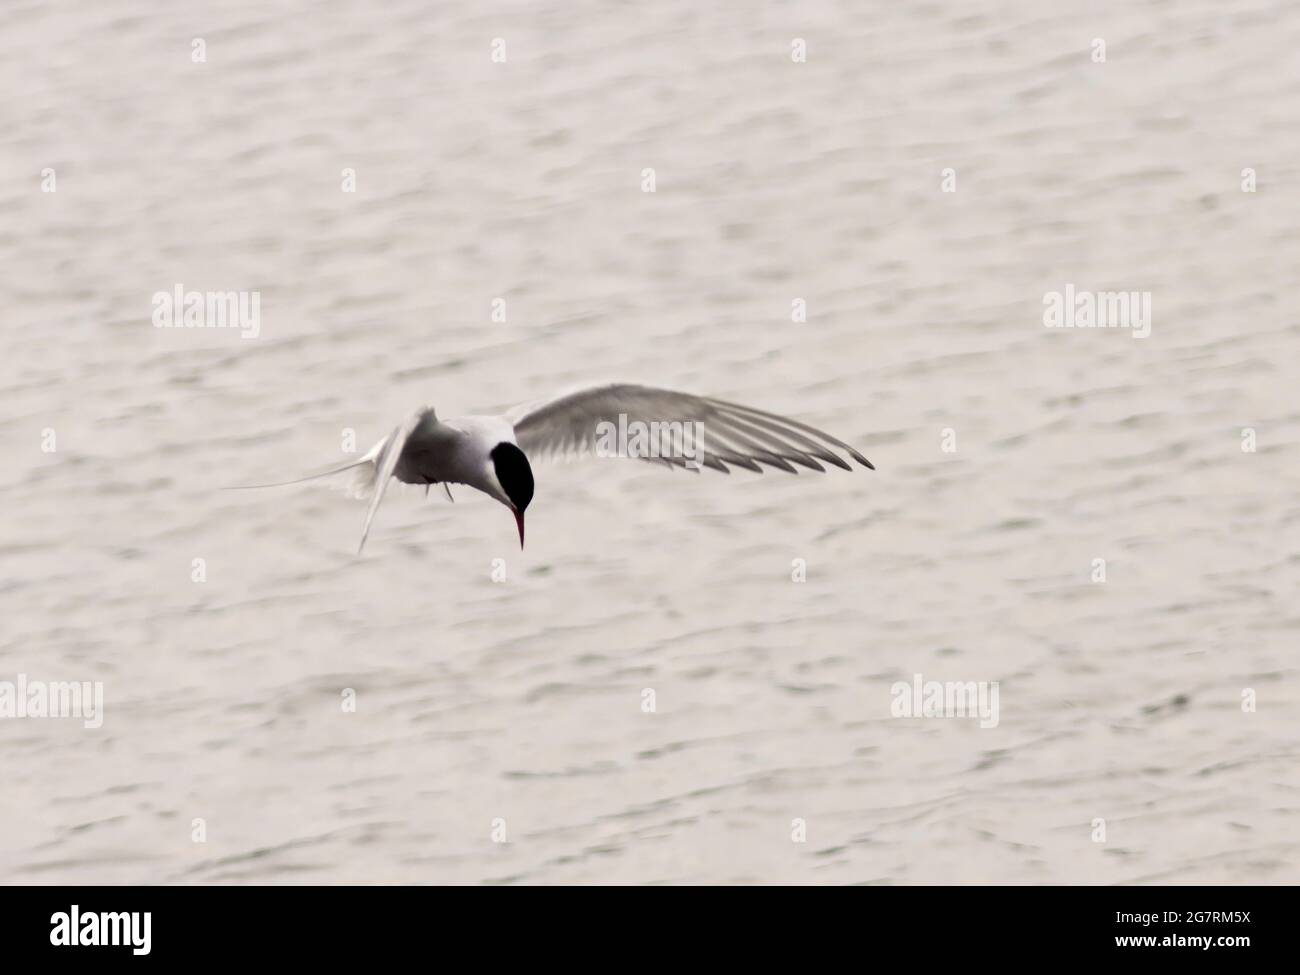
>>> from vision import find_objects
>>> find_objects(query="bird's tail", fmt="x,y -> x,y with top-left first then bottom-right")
226,441 -> 385,499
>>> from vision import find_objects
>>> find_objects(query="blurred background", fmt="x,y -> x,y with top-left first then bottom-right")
0,0 -> 1297,884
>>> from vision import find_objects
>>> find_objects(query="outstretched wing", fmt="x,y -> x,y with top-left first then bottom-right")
356,407 -> 431,554
508,383 -> 873,474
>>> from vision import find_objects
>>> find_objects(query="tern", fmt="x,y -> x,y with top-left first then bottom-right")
235,383 -> 874,553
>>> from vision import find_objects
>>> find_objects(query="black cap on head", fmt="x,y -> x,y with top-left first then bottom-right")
490,442 -> 534,512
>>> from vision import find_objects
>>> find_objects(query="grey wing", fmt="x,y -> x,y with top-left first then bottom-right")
357,407 -> 430,554
507,383 -> 873,474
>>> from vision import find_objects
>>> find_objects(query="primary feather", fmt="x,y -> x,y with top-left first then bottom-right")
508,383 -> 873,474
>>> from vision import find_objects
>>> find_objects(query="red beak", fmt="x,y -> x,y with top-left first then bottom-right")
514,510 -> 525,549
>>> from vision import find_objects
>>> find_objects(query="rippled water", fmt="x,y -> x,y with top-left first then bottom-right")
1,1 -> 1298,884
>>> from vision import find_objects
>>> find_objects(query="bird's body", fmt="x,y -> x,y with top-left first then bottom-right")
234,382 -> 873,553
389,413 -> 516,493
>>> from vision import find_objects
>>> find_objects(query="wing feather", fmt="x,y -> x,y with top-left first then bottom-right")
508,383 -> 872,474
356,407 -> 430,555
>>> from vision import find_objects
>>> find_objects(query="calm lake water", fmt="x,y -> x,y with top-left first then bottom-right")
1,0 -> 1297,884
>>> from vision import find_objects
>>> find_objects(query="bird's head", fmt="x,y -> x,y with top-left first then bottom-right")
489,442 -> 534,548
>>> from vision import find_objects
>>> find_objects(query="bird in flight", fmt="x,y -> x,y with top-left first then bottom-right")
235,383 -> 873,553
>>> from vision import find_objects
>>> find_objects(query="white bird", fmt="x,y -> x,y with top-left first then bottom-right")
235,383 -> 874,554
